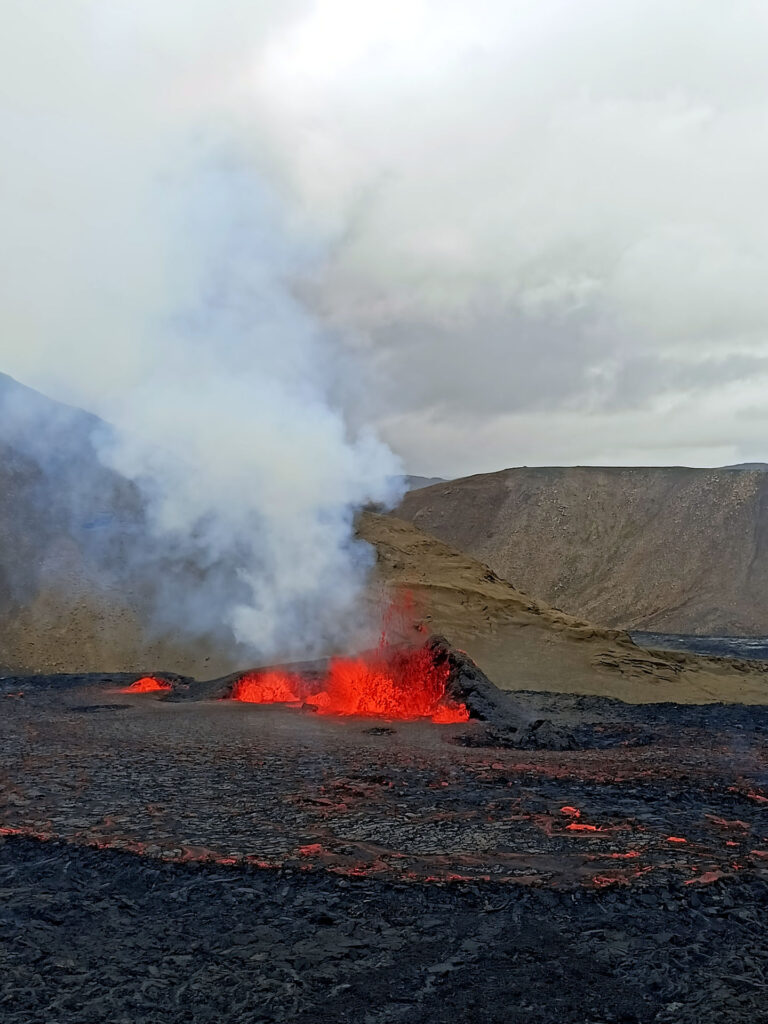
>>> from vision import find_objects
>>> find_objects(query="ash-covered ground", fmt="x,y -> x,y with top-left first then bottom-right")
1,670 -> 767,1023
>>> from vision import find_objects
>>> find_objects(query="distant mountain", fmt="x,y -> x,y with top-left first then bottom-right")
397,465 -> 768,636
403,475 -> 446,491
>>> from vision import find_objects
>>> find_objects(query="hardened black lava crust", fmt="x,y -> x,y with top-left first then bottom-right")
2,836 -> 767,1024
1,653 -> 767,1023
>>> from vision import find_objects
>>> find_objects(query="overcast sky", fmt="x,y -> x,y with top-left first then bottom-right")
4,1 -> 768,477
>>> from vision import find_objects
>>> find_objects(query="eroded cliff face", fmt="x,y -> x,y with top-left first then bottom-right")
397,465 -> 768,636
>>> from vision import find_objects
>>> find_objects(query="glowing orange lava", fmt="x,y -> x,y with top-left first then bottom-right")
121,676 -> 172,694
231,646 -> 469,723
231,671 -> 302,704
430,703 -> 470,724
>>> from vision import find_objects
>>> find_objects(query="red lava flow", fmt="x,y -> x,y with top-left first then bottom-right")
231,646 -> 469,724
232,671 -> 303,704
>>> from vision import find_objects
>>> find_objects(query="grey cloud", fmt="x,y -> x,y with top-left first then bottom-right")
4,0 -> 768,502
245,0 -> 768,473
368,308 -> 609,418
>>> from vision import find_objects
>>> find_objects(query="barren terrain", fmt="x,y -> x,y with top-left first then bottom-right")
1,672 -> 767,1023
397,466 -> 768,636
3,375 -> 768,1024
361,512 -> 768,704
3,373 -> 768,711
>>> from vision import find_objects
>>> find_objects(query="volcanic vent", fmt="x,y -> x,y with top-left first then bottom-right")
126,638 -> 583,748
228,641 -> 470,724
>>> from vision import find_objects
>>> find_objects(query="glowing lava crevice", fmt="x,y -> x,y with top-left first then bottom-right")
231,671 -> 303,704
120,676 -> 172,694
231,646 -> 469,723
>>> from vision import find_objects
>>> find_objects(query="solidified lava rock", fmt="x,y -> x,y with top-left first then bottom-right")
430,636 -> 522,725
428,636 -> 579,749
5,837 -> 768,1024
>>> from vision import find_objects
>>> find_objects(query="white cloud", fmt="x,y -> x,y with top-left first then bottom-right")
246,0 -> 768,471
3,0 -> 768,498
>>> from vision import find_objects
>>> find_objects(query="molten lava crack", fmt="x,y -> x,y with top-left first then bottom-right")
231,647 -> 469,723
120,676 -> 172,694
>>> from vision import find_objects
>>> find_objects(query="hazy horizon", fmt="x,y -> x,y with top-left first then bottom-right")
6,366 -> 767,481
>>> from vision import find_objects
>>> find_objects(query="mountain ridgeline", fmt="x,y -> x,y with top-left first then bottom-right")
397,466 -> 768,636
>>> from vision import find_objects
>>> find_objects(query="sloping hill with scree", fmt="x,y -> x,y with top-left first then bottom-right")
397,466 -> 768,636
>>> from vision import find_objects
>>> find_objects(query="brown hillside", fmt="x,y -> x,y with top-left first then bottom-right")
359,511 -> 768,704
397,466 -> 768,636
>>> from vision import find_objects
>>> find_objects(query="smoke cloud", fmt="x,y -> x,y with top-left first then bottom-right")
0,2 -> 400,663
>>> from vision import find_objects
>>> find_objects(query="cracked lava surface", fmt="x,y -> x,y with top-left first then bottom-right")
1,675 -> 766,890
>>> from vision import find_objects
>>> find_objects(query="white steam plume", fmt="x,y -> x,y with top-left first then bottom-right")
0,3 -> 401,660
